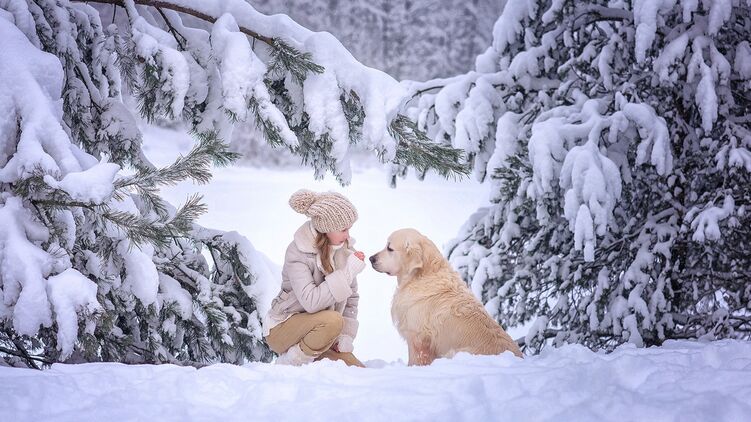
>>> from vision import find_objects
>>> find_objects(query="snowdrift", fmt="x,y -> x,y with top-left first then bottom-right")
2,340 -> 749,421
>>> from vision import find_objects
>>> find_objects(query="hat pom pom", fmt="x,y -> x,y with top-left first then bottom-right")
289,189 -> 317,215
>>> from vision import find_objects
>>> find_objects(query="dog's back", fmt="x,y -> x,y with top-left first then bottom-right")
392,261 -> 522,360
435,283 -> 522,358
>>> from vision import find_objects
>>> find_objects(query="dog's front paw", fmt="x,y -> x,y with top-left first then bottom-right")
409,336 -> 436,366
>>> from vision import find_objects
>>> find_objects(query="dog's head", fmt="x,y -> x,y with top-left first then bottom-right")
369,228 -> 445,280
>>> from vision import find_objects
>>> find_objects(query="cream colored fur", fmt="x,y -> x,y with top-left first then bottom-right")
370,228 -> 522,365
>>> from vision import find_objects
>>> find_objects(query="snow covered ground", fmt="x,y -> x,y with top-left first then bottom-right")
2,340 -> 750,421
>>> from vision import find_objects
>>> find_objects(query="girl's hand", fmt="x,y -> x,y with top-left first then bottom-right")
345,252 -> 367,277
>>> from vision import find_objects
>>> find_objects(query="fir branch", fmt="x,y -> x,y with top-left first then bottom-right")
205,244 -> 225,282
136,60 -> 172,122
0,345 -> 51,369
291,114 -> 341,181
571,5 -> 632,31
103,210 -> 172,249
115,36 -> 139,97
18,173 -> 103,213
203,236 -> 255,286
389,114 -> 470,180
248,96 -> 285,148
18,171 -> 205,250
341,91 -> 365,145
102,202 -> 207,250
267,39 -> 325,83
132,184 -> 170,219
115,131 -> 239,193
0,330 -> 52,369
170,193 -> 207,233
155,7 -> 186,50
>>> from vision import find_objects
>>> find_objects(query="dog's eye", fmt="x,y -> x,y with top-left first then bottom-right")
387,246 -> 393,252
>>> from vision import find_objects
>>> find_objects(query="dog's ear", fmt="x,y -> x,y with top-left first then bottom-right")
418,235 -> 444,274
402,237 -> 424,274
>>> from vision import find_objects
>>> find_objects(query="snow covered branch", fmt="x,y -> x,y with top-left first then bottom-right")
78,0 -> 276,44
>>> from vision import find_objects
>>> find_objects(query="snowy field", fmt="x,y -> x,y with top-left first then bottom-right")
2,340 -> 750,421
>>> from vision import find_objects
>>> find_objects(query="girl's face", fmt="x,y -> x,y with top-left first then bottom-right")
325,226 -> 351,246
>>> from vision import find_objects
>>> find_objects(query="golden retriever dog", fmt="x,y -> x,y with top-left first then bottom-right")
370,228 -> 522,365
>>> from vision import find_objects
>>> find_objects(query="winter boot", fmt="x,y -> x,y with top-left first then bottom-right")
275,343 -> 316,366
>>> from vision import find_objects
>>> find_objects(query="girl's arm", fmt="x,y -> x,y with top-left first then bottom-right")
286,257 -> 353,313
336,276 -> 359,352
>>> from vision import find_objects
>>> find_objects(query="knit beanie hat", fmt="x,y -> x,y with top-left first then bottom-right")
289,189 -> 358,233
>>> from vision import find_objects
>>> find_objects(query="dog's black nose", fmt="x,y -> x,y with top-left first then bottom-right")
369,255 -> 376,264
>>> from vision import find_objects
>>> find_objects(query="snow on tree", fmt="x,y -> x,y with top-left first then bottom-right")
0,0 -> 465,368
407,0 -> 751,352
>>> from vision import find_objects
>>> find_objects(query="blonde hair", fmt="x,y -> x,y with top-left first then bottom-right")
315,232 -> 334,274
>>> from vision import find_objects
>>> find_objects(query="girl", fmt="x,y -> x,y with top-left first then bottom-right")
263,189 -> 367,367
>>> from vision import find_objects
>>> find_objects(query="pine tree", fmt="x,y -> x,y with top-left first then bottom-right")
407,0 -> 751,353
0,0 -> 465,368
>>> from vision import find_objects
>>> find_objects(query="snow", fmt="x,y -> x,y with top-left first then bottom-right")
541,0 -> 566,24
157,273 -> 193,320
597,36 -> 616,89
210,13 -> 266,121
654,32 -> 690,83
560,141 -> 622,261
682,0 -> 699,23
573,204 -> 596,262
486,111 -> 521,174
451,77 -> 495,154
433,73 -> 477,141
118,240 -> 160,307
46,269 -> 102,359
735,41 -> 751,79
490,0 -> 535,56
689,195 -> 735,242
616,96 -> 673,176
527,113 -> 567,198
2,339 -> 751,421
43,162 -> 120,204
707,0 -> 732,35
696,61 -> 718,132
725,144 -> 751,171
0,0 -> 41,48
0,197 -> 53,336
633,0 -> 673,63
0,16 -> 82,183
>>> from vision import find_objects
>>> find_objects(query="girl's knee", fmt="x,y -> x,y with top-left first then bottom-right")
316,310 -> 344,334
300,311 -> 344,354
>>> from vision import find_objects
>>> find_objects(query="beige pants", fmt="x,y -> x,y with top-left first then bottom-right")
265,310 -> 365,367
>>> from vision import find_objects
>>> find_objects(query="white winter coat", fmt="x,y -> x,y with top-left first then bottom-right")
263,221 -> 360,343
